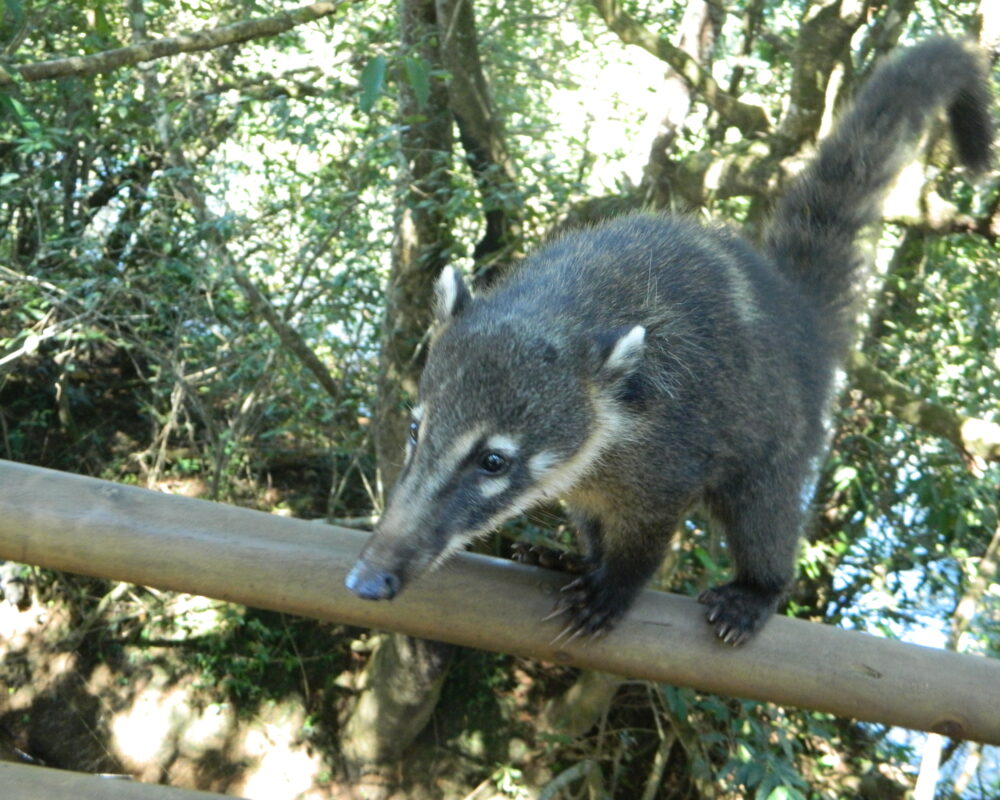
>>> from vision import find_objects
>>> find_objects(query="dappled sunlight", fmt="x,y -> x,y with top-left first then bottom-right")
110,667 -> 204,781
0,585 -> 338,795
0,592 -> 66,656
230,700 -> 329,800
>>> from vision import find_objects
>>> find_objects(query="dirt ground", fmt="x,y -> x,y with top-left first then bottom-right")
0,573 -> 358,798
0,568 -> 558,800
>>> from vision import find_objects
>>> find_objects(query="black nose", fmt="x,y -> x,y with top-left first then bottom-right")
345,562 -> 401,600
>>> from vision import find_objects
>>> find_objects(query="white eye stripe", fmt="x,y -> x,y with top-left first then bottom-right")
478,476 -> 511,499
443,428 -> 488,474
444,395 -> 629,548
484,434 -> 519,455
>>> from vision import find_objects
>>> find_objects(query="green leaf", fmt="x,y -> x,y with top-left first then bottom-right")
403,55 -> 431,109
93,5 -> 113,39
0,93 -> 43,139
3,0 -> 26,28
693,545 -> 718,571
359,55 -> 387,114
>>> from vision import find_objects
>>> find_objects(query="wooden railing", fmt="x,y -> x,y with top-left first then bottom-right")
0,457 -> 997,798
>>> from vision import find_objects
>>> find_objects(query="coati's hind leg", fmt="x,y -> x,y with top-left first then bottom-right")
552,511 -> 675,641
700,466 -> 805,645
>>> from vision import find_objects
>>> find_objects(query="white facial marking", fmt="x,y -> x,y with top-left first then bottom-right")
465,391 -> 631,541
441,427 -> 487,478
529,450 -> 559,478
607,325 -> 646,370
389,399 -> 632,575
523,395 -> 625,503
477,475 -> 511,499
485,434 -> 519,455
434,266 -> 458,321
416,405 -> 429,448
383,424 -> 485,535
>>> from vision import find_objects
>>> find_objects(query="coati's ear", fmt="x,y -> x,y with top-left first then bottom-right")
591,325 -> 646,380
433,266 -> 472,325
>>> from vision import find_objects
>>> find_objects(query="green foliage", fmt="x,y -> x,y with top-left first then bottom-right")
359,54 -> 387,113
403,55 -> 431,109
187,607 -> 344,707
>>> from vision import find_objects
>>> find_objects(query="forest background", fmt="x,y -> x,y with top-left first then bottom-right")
0,0 -> 998,798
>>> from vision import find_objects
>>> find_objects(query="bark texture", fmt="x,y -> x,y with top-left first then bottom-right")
343,0 -> 457,792
435,0 -> 523,286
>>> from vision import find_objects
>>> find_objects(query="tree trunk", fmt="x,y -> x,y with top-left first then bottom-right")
341,0 -> 457,792
435,0 -> 523,286
340,634 -> 454,794
640,0 -> 721,210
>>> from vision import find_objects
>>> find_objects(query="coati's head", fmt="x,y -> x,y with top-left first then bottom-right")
345,265 -> 645,601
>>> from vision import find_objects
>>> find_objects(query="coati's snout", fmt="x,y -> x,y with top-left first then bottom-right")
344,560 -> 400,600
345,489 -> 438,602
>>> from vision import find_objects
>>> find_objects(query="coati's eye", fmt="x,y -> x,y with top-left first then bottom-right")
479,452 -> 508,475
408,421 -> 419,444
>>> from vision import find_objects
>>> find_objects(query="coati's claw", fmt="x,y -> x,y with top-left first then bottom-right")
529,549 -> 618,642
549,624 -> 570,646
510,542 -> 530,562
722,626 -> 747,647
551,621 -> 587,647
588,624 -> 613,643
698,583 -> 782,646
547,570 -> 629,643
541,603 -> 571,622
514,542 -> 590,573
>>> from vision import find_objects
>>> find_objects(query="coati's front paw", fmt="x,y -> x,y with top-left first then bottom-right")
511,542 -> 589,573
698,583 -> 782,646
547,570 -> 631,643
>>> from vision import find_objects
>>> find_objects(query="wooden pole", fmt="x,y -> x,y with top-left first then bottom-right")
1,761 -> 239,798
0,459 -> 998,745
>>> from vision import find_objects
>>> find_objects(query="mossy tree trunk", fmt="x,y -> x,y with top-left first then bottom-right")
340,1 -> 455,794
341,0 -> 520,793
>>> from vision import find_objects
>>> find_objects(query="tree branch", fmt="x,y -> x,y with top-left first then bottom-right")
589,0 -> 769,136
435,0 -> 523,287
639,0 -> 721,210
1,458 -> 999,746
0,1 -> 345,86
850,351 -> 1000,464
774,0 -> 865,153
230,269 -> 343,404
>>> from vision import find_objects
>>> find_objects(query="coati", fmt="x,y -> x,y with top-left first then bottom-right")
346,38 -> 994,645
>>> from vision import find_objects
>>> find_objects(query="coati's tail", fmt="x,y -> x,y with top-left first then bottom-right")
764,37 -> 994,348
